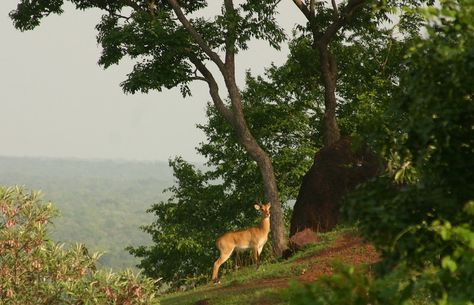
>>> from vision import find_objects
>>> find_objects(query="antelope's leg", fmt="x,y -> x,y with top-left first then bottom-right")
252,247 -> 259,269
212,248 -> 233,282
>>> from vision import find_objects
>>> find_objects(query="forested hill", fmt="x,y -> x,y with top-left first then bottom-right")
0,156 -> 175,270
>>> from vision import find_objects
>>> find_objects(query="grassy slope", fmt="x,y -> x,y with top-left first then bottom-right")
160,228 -> 379,305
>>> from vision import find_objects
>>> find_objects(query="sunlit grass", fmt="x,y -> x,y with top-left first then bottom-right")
159,227 -> 356,305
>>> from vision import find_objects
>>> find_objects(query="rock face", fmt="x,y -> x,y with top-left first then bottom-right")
289,137 -> 380,236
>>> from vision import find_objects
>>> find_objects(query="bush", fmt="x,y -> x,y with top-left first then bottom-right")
284,263 -> 413,305
0,186 -> 159,305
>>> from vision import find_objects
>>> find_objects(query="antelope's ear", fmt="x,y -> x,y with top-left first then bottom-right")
254,204 -> 261,210
266,202 -> 271,208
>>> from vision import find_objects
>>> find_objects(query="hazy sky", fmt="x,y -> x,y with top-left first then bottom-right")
1,1 -> 303,162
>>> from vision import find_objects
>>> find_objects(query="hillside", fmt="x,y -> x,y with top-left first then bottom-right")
160,228 -> 379,305
0,156 -> 175,270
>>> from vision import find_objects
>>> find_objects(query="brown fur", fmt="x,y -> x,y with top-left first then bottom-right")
211,203 -> 271,283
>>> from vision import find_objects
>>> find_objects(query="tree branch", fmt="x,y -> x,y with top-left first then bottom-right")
224,0 -> 236,78
188,56 -> 234,124
292,0 -> 312,20
331,0 -> 339,19
106,8 -> 132,21
121,0 -> 141,12
188,76 -> 208,82
167,0 -> 226,74
319,0 -> 365,46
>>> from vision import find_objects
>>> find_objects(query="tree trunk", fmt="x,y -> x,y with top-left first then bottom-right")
228,83 -> 287,257
317,43 -> 341,147
241,133 -> 287,257
191,53 -> 288,258
289,137 -> 381,236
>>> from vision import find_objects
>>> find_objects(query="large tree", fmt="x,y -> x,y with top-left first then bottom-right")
10,0 -> 288,255
286,0 -> 434,235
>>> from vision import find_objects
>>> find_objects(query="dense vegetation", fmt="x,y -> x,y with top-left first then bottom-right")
286,2 -> 474,304
0,186 -> 160,305
0,156 -> 174,270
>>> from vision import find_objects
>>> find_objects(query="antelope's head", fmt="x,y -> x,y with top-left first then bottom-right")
254,203 -> 271,219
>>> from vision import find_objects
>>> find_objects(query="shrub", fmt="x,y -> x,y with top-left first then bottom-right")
0,186 -> 159,305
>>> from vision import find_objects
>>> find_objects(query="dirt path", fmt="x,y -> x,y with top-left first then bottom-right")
297,232 -> 379,282
217,232 -> 379,293
187,233 -> 380,305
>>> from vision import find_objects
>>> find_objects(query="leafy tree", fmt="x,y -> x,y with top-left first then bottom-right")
286,0 -> 474,303
129,158 -> 236,287
128,61 -> 323,284
10,0 -> 288,255
285,0 -> 435,235
291,0 -> 363,146
199,67 -> 322,203
289,0 -> 432,146
0,186 -> 159,305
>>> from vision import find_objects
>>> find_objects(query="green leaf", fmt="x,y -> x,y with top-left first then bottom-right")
441,256 -> 458,273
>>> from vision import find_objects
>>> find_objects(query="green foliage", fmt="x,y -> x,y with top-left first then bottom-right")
0,186 -> 159,305
9,0 -> 64,31
199,65 -> 322,202
284,263 -> 434,305
286,1 -> 474,304
128,158 -> 233,287
9,0 -> 284,97
287,1 -> 425,143
335,29 -> 417,140
285,265 -> 373,305
345,0 -> 474,273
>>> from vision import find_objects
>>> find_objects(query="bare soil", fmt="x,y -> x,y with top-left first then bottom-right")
207,232 -> 379,303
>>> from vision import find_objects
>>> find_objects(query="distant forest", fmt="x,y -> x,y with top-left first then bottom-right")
0,156 -> 175,270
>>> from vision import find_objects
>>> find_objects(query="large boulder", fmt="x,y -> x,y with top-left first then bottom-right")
289,137 -> 380,236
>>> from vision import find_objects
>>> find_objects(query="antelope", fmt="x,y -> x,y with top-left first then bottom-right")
211,203 -> 271,283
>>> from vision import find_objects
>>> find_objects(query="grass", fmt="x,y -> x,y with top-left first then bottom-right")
161,286 -> 283,305
159,227 -> 356,305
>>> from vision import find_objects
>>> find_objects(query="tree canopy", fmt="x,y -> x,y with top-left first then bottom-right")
10,0 -> 290,255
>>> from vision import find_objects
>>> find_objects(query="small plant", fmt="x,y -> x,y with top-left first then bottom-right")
0,186 -> 160,305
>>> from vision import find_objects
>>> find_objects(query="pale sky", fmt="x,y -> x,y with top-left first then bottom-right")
0,1 -> 303,162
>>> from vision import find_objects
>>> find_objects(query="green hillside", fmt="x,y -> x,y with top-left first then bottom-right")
0,156 -> 174,270
159,228 -> 379,305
